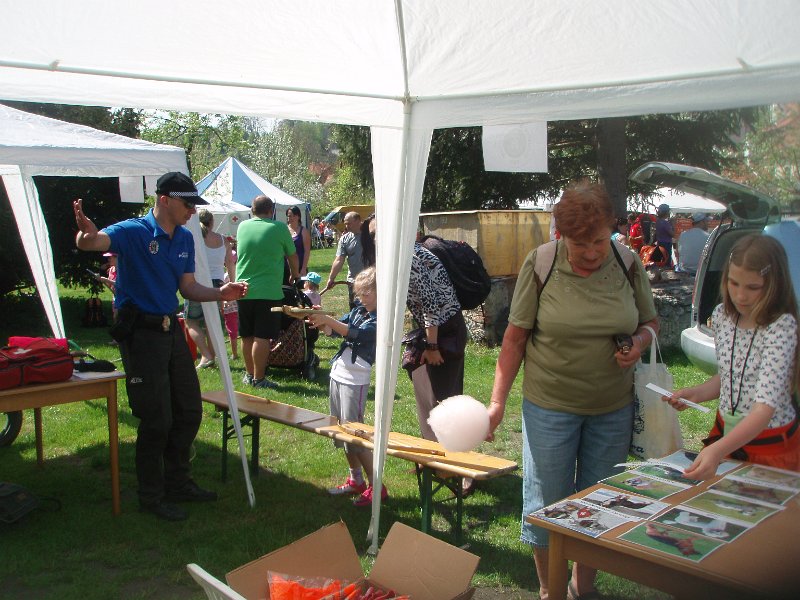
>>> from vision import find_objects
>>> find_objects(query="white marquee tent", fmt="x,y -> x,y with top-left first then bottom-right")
0,103 -> 187,338
0,103 -> 258,507
629,188 -> 727,215
2,0 -> 799,549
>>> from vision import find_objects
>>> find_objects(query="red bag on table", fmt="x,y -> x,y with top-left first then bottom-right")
0,337 -> 74,390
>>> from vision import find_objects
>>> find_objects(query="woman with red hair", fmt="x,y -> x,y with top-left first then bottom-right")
487,181 -> 659,600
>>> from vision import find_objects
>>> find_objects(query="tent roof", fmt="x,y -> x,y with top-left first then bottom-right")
0,103 -> 186,176
1,1 -> 798,128
630,188 -> 727,214
196,157 -> 305,208
5,0 -> 799,550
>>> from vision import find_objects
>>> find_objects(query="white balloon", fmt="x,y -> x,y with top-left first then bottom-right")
428,395 -> 490,452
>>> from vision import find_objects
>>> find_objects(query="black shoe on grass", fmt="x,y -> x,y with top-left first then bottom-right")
164,481 -> 218,503
140,501 -> 188,521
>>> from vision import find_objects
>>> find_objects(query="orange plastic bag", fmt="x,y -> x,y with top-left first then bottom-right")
267,572 -> 343,600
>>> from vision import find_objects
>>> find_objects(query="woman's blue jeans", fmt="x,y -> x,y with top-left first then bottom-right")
520,398 -> 633,547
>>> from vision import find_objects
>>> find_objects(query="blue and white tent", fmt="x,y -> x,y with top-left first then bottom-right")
195,157 -> 310,236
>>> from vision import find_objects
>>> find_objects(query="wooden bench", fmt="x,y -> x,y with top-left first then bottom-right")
202,390 -> 517,540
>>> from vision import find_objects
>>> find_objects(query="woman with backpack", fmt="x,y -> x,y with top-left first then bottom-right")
361,215 -> 468,444
486,181 -> 659,600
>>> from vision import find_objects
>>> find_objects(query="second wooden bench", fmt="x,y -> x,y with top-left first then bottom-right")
202,390 -> 517,540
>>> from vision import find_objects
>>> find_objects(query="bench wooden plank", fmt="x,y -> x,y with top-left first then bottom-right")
202,390 -> 518,541
202,391 -> 337,429
316,422 -> 517,480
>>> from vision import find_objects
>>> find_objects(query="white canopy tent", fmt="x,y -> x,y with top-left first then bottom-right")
2,0 -> 799,550
0,103 -> 188,338
0,102 -> 257,508
629,188 -> 727,215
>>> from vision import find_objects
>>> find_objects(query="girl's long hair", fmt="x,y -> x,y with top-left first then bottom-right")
721,234 -> 800,390
198,208 -> 213,239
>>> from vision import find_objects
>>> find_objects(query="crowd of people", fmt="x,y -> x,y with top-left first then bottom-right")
74,172 -> 798,599
617,205 -> 712,275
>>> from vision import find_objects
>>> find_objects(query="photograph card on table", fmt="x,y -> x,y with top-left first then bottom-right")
655,450 -> 741,476
653,506 -> 750,542
579,487 -> 670,520
684,490 -> 783,526
601,471 -> 688,500
634,464 -> 702,487
733,464 -> 800,491
619,521 -> 726,562
710,476 -> 797,506
531,499 -> 634,538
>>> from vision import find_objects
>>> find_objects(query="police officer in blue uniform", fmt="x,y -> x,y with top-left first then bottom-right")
73,172 -> 248,521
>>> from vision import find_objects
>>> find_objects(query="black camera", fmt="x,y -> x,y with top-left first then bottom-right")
613,334 -> 633,354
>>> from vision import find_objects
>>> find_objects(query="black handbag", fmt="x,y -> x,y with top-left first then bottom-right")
73,354 -> 117,373
401,328 -> 425,374
0,482 -> 40,524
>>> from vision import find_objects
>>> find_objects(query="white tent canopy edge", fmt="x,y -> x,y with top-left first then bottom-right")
3,0 -> 800,551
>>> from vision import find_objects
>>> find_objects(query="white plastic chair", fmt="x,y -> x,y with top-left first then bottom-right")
186,563 -> 247,600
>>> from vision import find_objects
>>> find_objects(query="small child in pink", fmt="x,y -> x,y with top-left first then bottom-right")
223,273 -> 239,360
101,251 -> 118,321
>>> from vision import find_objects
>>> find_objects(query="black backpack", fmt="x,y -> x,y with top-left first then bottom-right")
420,235 -> 492,310
81,297 -> 107,328
0,482 -> 40,524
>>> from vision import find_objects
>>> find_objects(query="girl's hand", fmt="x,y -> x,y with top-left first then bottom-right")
663,387 -> 701,411
307,313 -> 334,337
307,313 -> 326,329
683,444 -> 725,480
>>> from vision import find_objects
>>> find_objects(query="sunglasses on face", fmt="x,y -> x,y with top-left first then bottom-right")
163,194 -> 196,210
170,196 -> 195,210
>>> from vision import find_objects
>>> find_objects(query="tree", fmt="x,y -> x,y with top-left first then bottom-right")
141,112 -> 251,179
324,164 -> 374,213
141,113 -> 327,207
724,103 -> 800,210
330,109 -> 759,216
246,122 -> 326,206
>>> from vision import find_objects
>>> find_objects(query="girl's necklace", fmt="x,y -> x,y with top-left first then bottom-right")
729,313 -> 758,416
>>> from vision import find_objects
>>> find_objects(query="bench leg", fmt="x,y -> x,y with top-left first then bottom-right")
419,466 -> 433,534
455,477 -> 463,543
219,409 -> 260,482
415,466 -> 465,543
250,417 -> 260,475
221,409 -> 229,481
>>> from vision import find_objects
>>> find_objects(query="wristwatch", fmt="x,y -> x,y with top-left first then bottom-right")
424,341 -> 439,351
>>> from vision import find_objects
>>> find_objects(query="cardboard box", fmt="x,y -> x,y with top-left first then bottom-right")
226,521 -> 480,600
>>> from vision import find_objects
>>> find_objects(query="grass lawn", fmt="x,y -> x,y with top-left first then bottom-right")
0,246 -> 716,599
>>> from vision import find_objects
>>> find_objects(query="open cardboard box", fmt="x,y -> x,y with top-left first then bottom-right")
227,521 -> 480,600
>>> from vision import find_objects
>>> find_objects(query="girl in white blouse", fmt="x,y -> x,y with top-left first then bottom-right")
667,234 -> 799,479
